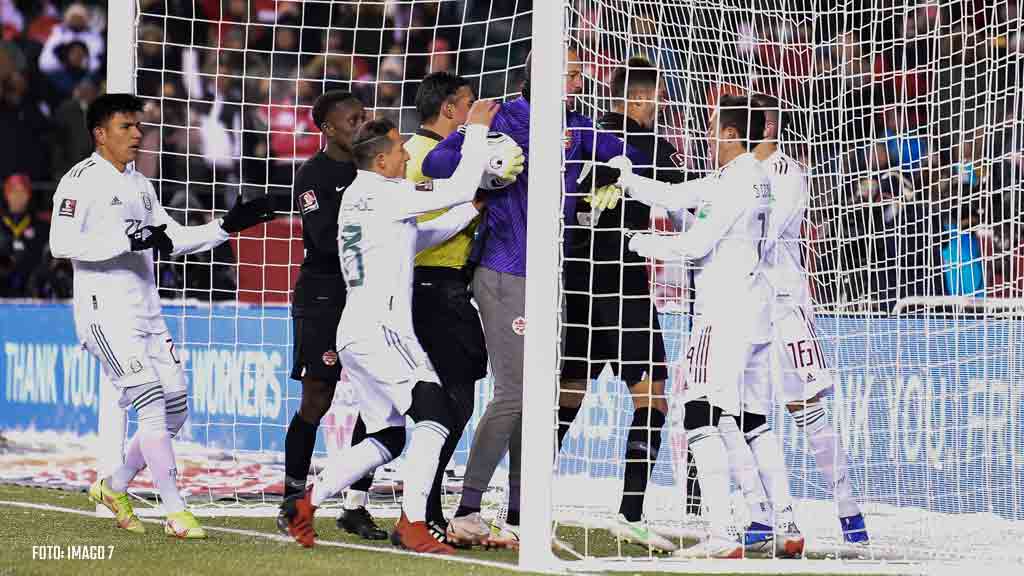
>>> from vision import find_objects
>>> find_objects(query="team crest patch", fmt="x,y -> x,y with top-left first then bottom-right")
563,129 -> 573,150
669,152 -> 687,168
58,198 -> 77,217
511,316 -> 526,336
129,358 -> 144,373
415,181 -> 434,192
322,350 -> 338,366
143,195 -> 152,211
300,190 -> 319,214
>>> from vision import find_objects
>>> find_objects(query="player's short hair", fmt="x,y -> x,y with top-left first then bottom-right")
751,93 -> 785,142
87,93 -> 145,135
311,90 -> 362,132
610,56 -> 659,99
352,117 -> 398,169
415,71 -> 472,123
716,94 -> 766,151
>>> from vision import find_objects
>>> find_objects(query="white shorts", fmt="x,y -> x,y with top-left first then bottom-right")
80,323 -> 187,404
339,325 -> 439,433
677,315 -> 771,415
773,304 -> 833,404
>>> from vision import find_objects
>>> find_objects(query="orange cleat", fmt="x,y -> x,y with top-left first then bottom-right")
282,491 -> 317,548
392,513 -> 456,555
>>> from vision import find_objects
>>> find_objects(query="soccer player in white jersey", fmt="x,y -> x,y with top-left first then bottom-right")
282,100 -> 520,554
751,94 -> 869,544
613,94 -> 773,558
50,94 -> 275,538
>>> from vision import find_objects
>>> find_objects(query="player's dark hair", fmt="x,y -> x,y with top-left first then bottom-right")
751,93 -> 785,143
610,56 -> 659,99
311,90 -> 362,132
716,94 -> 766,151
87,93 -> 144,137
352,118 -> 398,169
415,71 -> 472,124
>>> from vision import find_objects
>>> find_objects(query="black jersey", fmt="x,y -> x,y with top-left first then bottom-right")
571,112 -> 688,264
292,151 -> 357,316
294,151 -> 358,275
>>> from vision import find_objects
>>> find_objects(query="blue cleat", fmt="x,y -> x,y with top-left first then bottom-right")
743,521 -> 774,552
840,513 -> 870,544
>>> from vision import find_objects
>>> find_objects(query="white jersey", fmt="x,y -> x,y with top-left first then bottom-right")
337,124 -> 488,346
762,150 -> 811,307
50,153 -> 229,334
632,153 -> 773,341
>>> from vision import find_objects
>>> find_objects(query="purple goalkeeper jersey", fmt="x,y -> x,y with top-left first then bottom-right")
422,96 -> 647,276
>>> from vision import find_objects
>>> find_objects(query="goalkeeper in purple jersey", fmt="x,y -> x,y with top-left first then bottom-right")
422,47 -> 649,547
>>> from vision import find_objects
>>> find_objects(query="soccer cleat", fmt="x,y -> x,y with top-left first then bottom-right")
485,520 -> 520,550
427,519 -> 454,546
743,521 -> 775,553
775,522 -> 805,558
446,512 -> 490,546
281,491 -> 317,548
88,478 -> 145,534
164,511 -> 207,539
607,514 -> 677,553
337,506 -> 387,540
840,513 -> 870,544
673,535 -> 743,559
392,513 -> 455,555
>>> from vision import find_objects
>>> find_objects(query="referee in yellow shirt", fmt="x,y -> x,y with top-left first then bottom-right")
405,71 -> 487,544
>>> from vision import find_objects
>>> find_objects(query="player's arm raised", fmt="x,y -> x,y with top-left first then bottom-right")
49,177 -> 131,262
398,100 -> 511,219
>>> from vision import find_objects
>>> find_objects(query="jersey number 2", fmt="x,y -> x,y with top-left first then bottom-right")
341,224 -> 365,287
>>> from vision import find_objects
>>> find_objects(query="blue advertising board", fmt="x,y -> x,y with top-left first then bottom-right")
2,302 -> 1022,520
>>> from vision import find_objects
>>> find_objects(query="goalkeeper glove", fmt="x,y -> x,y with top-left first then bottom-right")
484,133 -> 525,181
584,183 -> 622,212
220,195 -> 275,233
129,224 -> 173,260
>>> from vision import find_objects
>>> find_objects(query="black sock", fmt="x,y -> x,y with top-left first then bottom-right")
284,412 -> 318,499
455,486 -> 484,519
685,447 -> 702,516
618,407 -> 665,522
557,405 -> 582,448
349,414 -> 374,493
505,508 -> 520,526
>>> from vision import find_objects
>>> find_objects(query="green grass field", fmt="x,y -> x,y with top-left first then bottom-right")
0,483 -> 878,576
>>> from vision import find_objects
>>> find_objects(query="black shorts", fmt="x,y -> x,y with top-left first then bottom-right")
561,257 -> 668,384
412,267 -> 487,423
290,271 -> 345,382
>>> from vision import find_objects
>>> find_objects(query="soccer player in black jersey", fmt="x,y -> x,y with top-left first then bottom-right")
561,56 -> 698,550
277,90 -> 386,540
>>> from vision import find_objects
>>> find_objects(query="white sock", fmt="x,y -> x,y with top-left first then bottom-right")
312,440 -> 393,508
139,431 -> 186,514
718,416 -> 771,526
792,403 -> 861,518
402,421 -> 449,523
686,425 -> 735,539
747,428 -> 796,525
344,489 -> 369,510
668,408 -> 691,509
110,433 -> 146,493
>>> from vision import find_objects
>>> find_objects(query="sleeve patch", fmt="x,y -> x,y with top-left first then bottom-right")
299,190 -> 319,214
58,198 -> 77,217
669,153 -> 687,168
415,181 -> 434,192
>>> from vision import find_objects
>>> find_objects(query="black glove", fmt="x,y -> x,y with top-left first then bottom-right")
129,224 -> 173,260
220,195 -> 275,233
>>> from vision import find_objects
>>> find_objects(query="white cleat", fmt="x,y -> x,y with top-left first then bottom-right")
446,512 -> 490,546
607,514 -> 678,552
673,535 -> 743,559
485,521 -> 520,550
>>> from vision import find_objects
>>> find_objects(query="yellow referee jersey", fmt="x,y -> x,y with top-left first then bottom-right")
405,129 -> 478,269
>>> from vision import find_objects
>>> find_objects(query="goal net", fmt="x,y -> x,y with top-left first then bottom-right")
104,0 -> 532,517
521,0 -> 1024,572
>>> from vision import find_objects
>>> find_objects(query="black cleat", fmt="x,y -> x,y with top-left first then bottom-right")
337,506 -> 388,540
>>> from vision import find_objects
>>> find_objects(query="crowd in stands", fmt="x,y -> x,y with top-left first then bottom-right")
1,0 -> 1021,310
